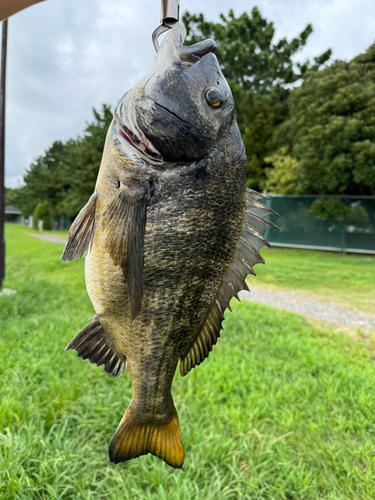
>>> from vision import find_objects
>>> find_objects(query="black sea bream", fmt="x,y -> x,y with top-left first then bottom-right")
62,23 -> 277,468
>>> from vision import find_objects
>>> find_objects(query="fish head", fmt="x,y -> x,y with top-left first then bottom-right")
114,23 -> 236,164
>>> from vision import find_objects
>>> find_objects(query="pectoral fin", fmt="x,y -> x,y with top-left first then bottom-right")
62,192 -> 97,262
103,181 -> 152,321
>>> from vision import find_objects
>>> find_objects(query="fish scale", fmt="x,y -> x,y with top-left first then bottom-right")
62,23 -> 277,468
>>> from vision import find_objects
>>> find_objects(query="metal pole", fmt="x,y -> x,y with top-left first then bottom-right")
160,0 -> 180,26
0,19 -> 8,290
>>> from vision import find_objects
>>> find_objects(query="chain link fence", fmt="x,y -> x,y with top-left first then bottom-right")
263,195 -> 375,254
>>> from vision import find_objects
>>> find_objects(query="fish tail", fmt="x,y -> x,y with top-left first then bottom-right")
108,402 -> 185,468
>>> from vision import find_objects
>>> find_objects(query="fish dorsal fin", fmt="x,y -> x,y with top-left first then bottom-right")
103,181 -> 152,322
66,315 -> 126,377
62,192 -> 97,262
180,188 -> 278,377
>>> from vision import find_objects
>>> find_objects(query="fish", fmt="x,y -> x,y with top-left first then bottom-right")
62,22 -> 277,469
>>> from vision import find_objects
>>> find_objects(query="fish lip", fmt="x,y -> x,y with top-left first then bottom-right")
156,23 -> 216,68
150,98 -> 214,145
151,100 -> 195,130
177,43 -> 218,70
141,97 -> 214,160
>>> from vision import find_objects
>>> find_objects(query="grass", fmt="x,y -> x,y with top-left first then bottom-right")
1,224 -> 375,499
256,247 -> 375,315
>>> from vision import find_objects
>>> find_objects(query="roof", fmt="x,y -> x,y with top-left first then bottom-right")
5,205 -> 22,215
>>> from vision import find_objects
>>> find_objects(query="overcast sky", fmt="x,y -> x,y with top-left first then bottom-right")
5,0 -> 375,187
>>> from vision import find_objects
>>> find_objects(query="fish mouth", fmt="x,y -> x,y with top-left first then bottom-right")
153,101 -> 195,129
134,96 -> 213,163
114,97 -> 203,165
178,40 -> 217,68
170,24 -> 217,68
115,110 -> 198,165
112,24 -> 218,165
153,23 -> 216,69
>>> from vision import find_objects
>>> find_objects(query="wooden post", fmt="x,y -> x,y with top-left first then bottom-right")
0,19 -> 8,289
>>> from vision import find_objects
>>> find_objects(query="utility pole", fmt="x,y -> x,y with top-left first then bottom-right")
0,19 -> 7,290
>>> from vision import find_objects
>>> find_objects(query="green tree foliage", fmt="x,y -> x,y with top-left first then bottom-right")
57,105 -> 113,217
33,201 -> 51,230
277,43 -> 375,196
12,105 -> 112,219
310,198 -> 349,221
310,197 -> 370,227
239,87 -> 290,189
183,8 -> 331,190
183,8 -> 330,94
5,187 -> 19,207
263,147 -> 301,194
16,140 -> 76,220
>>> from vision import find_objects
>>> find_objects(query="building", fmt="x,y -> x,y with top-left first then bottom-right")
5,205 -> 24,224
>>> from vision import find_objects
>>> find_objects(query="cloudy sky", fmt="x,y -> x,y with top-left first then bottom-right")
5,0 -> 375,187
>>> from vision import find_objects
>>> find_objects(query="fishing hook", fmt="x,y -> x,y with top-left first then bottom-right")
152,0 -> 180,52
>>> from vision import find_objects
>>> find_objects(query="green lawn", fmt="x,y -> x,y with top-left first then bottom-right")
1,224 -> 375,499
256,246 -> 375,315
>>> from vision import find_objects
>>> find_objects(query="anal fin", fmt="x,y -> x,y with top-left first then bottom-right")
65,315 -> 126,377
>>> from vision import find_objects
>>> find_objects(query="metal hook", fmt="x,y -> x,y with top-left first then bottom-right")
152,0 -> 180,52
152,23 -> 170,53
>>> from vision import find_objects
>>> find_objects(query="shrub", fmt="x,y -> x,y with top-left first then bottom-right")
33,201 -> 51,230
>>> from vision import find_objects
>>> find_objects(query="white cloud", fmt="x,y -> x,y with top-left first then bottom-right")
4,0 -> 375,187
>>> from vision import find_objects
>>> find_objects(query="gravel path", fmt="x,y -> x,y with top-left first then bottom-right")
28,233 -> 67,244
239,288 -> 375,332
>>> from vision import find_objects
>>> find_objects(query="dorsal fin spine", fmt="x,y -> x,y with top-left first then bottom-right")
180,189 -> 278,377
239,236 -> 266,264
244,209 -> 279,229
242,224 -> 271,247
245,188 -> 269,200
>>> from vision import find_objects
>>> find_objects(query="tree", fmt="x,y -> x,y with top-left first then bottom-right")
5,187 -> 20,206
239,86 -> 289,189
17,139 -> 77,220
33,201 -> 51,230
12,104 -> 112,220
183,8 -> 330,95
263,147 -> 300,194
57,104 -> 113,217
183,8 -> 331,189
277,43 -> 375,196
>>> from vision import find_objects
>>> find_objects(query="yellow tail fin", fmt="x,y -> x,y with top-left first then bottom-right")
108,404 -> 185,469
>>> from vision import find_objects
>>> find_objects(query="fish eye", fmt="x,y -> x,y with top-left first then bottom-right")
204,87 -> 223,108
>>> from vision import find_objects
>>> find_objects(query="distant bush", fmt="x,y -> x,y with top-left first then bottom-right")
264,147 -> 301,194
33,201 -> 51,230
